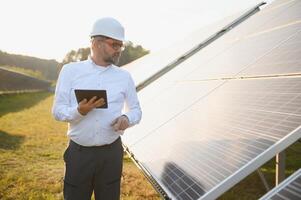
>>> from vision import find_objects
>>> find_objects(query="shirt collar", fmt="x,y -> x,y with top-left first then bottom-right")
88,57 -> 112,72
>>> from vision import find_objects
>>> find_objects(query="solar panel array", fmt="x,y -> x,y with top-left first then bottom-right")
122,0 -> 301,199
259,168 -> 301,200
0,68 -> 51,93
122,6 -> 257,87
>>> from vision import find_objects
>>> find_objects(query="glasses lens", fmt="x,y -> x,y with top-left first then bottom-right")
104,39 -> 124,51
112,43 -> 123,50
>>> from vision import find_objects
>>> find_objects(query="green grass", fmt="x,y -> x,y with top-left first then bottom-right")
0,92 -> 51,116
0,92 -> 159,200
0,92 -> 300,200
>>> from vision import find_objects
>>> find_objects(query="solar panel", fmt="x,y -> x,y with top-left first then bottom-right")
259,168 -> 301,200
179,0 -> 301,81
122,0 -> 301,199
0,68 -> 51,93
122,4 -> 262,87
125,77 -> 301,199
124,0 -> 301,147
123,80 -> 224,147
238,29 -> 301,77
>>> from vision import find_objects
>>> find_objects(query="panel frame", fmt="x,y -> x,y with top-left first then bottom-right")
199,126 -> 301,200
259,168 -> 301,200
124,146 -> 176,199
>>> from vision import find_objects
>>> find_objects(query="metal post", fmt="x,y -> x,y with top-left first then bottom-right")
276,151 -> 286,185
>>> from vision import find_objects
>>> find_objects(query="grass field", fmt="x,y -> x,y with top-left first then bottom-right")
0,92 -> 300,200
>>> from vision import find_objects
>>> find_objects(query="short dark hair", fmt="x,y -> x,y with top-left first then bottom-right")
91,35 -> 110,40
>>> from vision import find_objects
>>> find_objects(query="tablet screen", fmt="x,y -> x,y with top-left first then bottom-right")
74,89 -> 108,108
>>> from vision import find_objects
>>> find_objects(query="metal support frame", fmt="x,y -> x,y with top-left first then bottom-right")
257,169 -> 270,192
276,151 -> 286,185
257,150 -> 287,191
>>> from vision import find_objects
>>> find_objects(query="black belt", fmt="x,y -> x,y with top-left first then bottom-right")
70,137 -> 120,150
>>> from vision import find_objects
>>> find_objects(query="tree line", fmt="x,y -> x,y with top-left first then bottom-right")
0,42 -> 149,82
61,41 -> 149,68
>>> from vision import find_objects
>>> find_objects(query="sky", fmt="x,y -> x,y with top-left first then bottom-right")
0,0 -> 272,62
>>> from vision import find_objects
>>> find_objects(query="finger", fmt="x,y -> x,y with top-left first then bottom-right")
118,119 -> 126,130
113,124 -> 119,131
94,98 -> 105,107
119,123 -> 125,131
79,98 -> 87,105
113,122 -> 120,131
121,115 -> 129,125
114,119 -> 122,131
120,119 -> 126,127
120,120 -> 128,130
122,116 -> 129,125
87,96 -> 98,104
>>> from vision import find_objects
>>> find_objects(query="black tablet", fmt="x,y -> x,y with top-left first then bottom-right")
74,89 -> 108,108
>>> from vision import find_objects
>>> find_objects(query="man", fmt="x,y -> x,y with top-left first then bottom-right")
52,17 -> 142,200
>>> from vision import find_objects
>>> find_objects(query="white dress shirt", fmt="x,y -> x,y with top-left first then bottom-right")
52,59 -> 142,146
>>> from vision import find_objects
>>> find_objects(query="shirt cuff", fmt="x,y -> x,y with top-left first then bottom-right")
70,106 -> 85,123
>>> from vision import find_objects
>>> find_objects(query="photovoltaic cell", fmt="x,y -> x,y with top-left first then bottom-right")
238,29 -> 301,76
123,80 -> 224,146
223,0 -> 300,40
122,10 -> 248,86
127,77 -> 301,199
179,0 -> 301,81
259,168 -> 301,200
122,0 -> 301,199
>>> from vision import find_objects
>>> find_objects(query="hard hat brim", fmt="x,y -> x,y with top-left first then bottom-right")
90,34 -> 126,42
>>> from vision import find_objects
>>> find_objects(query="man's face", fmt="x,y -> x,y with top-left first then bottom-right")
96,37 -> 124,65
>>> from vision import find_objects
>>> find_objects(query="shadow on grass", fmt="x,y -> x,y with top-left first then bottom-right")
0,91 -> 51,117
0,130 -> 25,150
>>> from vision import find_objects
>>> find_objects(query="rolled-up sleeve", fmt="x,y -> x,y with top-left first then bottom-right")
124,75 -> 142,126
52,65 -> 84,123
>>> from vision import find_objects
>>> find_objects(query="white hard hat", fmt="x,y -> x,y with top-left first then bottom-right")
90,17 -> 125,42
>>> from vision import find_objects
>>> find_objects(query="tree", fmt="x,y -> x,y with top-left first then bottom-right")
118,41 -> 149,66
60,41 -> 149,71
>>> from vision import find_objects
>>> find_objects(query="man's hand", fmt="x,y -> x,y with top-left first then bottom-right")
77,96 -> 105,115
111,115 -> 130,132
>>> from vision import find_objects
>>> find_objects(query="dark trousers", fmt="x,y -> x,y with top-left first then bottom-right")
63,137 -> 123,200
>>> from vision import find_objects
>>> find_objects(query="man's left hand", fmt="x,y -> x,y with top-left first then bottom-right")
111,115 -> 130,131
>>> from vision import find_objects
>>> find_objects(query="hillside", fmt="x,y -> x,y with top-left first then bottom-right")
0,50 -> 59,81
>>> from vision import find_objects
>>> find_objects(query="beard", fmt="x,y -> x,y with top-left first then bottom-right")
104,53 -> 121,65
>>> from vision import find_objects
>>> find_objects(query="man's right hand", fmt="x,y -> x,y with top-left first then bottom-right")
77,96 -> 105,115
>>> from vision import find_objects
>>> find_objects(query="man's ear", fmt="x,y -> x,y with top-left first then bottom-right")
91,38 -> 98,49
